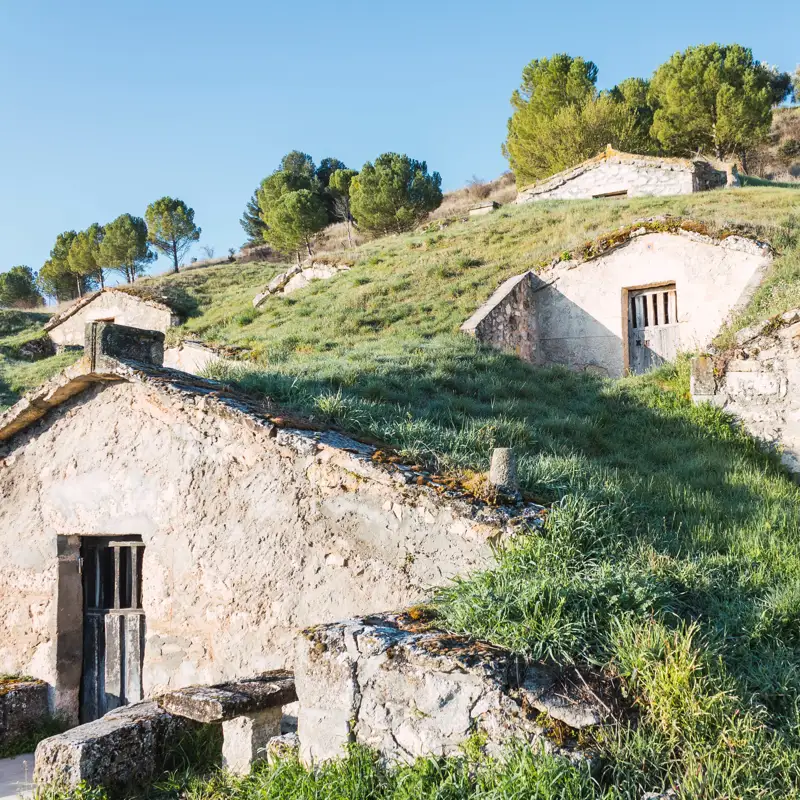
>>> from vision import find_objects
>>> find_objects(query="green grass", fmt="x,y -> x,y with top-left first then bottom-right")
16,187 -> 800,797
739,174 -> 800,190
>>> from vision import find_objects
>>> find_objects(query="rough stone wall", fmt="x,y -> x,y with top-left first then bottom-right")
0,382 -> 507,721
516,158 -> 697,202
48,293 -> 177,348
295,613 -> 607,764
691,310 -> 800,477
461,273 -> 538,362
463,233 -> 770,378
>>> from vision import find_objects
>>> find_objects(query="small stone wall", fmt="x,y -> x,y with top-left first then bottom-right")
0,678 -> 50,747
253,259 -> 352,308
461,272 -> 538,362
295,613 -> 608,764
691,309 -> 800,477
516,149 -> 728,204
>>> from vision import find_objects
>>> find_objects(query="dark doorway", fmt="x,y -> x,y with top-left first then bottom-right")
626,284 -> 680,375
80,536 -> 146,723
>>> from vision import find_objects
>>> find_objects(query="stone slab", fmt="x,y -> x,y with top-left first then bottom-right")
33,701 -> 200,791
156,671 -> 296,723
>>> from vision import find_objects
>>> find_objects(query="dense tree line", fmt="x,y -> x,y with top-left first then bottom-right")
241,150 -> 443,261
505,44 -> 795,184
33,198 -> 201,303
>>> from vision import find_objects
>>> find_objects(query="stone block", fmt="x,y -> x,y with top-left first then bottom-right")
295,613 -> 607,764
86,321 -> 165,368
34,701 -> 201,791
222,707 -> 282,775
0,679 -> 50,747
156,671 -> 296,723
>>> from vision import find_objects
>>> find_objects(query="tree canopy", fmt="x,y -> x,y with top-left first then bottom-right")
0,265 -> 43,308
504,46 -> 791,184
349,153 -> 443,234
649,43 -> 791,162
145,197 -> 201,273
504,54 -> 659,184
264,189 -> 328,261
329,168 -> 359,246
240,191 -> 267,246
99,214 -> 155,283
39,230 -> 92,301
67,223 -> 105,292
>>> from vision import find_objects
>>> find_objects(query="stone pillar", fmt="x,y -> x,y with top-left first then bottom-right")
222,707 -> 282,775
489,448 -> 520,499
690,355 -> 717,402
54,536 -> 83,725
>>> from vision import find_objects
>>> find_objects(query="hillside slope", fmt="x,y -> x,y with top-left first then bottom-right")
6,187 -> 800,796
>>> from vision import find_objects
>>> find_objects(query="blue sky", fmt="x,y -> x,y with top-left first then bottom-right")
0,0 -> 796,278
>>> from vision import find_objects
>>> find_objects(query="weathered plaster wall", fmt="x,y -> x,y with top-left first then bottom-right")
464,232 -> 770,378
691,310 -> 800,478
0,382 -> 504,720
48,293 -> 177,348
162,341 -> 218,375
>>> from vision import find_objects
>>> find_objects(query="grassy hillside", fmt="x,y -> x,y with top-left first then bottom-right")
15,186 -> 800,797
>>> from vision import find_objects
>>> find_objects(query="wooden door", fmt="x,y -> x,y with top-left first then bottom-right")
627,285 -> 680,375
80,537 -> 145,722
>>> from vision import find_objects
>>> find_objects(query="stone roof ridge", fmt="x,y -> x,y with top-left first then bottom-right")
516,145 -> 710,196
0,351 -> 547,526
44,287 -> 175,331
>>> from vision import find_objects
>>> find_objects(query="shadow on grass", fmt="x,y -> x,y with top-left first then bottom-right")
209,336 -> 800,707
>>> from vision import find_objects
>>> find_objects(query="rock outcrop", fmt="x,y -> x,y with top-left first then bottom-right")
253,259 -> 352,307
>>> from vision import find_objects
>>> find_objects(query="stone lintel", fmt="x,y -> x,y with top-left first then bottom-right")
156,671 -> 296,723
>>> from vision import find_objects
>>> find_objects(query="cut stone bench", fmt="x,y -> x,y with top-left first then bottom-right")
34,701 -> 200,791
156,671 -> 296,774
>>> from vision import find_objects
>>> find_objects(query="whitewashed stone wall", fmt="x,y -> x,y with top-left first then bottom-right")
463,232 -> 771,378
162,340 -> 218,374
47,292 -> 177,348
691,310 -> 800,478
515,153 -> 728,203
0,379 -> 519,722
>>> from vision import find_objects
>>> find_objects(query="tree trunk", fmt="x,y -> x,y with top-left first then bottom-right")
305,237 -> 313,257
740,150 -> 749,174
346,218 -> 352,248
172,240 -> 179,273
98,269 -> 105,289
76,276 -> 82,298
296,251 -> 301,266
